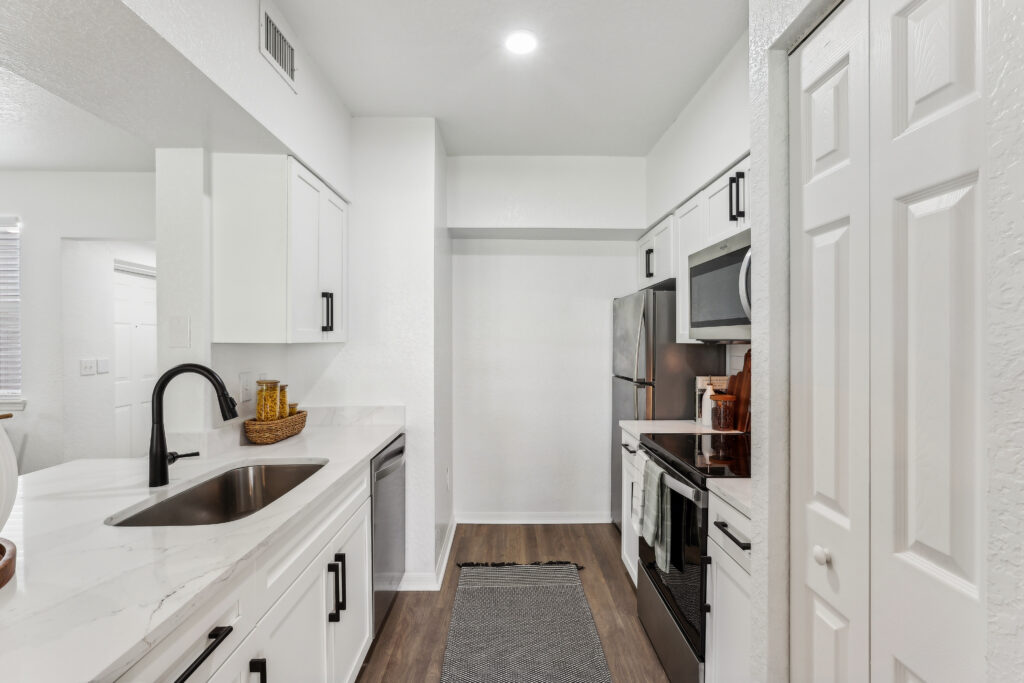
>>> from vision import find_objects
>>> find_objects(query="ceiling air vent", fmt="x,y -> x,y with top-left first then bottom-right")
260,5 -> 296,89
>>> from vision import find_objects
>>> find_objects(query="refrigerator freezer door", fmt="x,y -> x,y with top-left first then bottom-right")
613,292 -> 647,381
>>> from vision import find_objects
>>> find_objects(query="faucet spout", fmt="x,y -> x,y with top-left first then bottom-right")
149,363 -> 239,487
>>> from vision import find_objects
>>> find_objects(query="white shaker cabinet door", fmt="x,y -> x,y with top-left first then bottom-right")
287,160 -> 326,343
209,544 -> 333,682
705,538 -> 751,683
328,499 -> 374,683
620,456 -> 639,586
789,0 -> 871,680
674,197 -> 704,343
319,189 -> 348,342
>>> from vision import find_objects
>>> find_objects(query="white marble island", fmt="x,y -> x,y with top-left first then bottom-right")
0,416 -> 402,682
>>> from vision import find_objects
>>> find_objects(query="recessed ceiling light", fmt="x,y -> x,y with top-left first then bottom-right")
505,30 -> 538,55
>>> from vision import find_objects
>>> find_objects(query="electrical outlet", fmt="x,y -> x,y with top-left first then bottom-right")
95,358 -> 110,374
79,359 -> 96,376
238,372 -> 254,405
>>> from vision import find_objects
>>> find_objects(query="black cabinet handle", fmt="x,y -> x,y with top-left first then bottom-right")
644,248 -> 654,278
728,175 -> 738,222
621,444 -> 636,454
335,553 -> 347,611
328,561 -> 341,622
321,292 -> 334,332
713,520 -> 751,550
249,658 -> 267,683
174,626 -> 233,683
734,171 -> 746,219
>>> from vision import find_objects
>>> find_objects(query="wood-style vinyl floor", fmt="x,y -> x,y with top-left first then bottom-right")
357,524 -> 669,683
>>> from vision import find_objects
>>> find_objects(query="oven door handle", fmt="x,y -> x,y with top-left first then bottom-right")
662,471 -> 705,507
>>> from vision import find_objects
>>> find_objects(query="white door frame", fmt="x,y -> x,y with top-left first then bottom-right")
751,0 -> 1021,680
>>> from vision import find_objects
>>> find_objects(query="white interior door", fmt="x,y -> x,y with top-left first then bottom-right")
113,269 -> 157,458
868,0 -> 985,679
789,0 -> 871,680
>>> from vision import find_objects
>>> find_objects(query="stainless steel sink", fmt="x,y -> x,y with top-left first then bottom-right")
111,463 -> 325,527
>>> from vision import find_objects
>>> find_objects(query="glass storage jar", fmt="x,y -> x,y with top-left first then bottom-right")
278,384 -> 289,419
256,380 -> 280,422
288,402 -> 298,417
711,394 -> 737,431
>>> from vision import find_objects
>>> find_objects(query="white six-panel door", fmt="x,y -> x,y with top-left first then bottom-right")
113,269 -> 157,459
869,0 -> 985,679
791,0 -> 986,679
789,0 -> 871,679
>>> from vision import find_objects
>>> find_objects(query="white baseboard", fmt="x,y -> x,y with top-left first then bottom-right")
455,511 -> 612,525
398,518 -> 456,592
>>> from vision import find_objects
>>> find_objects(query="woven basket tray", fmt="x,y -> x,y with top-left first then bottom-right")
244,411 -> 308,445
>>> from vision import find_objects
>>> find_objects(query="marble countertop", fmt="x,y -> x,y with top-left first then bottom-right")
619,419 -> 742,438
0,417 -> 403,682
708,478 -> 752,518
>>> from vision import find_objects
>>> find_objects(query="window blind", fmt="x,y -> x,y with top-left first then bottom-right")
0,219 -> 21,397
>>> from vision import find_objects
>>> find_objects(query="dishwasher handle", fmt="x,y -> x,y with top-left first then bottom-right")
374,454 -> 405,481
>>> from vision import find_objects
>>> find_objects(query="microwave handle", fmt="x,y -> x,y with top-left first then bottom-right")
739,248 -> 752,319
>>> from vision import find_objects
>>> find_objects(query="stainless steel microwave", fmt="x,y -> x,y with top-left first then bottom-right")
688,229 -> 751,342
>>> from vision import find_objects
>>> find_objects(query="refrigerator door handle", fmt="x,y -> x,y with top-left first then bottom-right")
633,304 -> 646,382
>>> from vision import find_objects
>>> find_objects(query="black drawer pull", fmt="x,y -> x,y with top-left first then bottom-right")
714,520 -> 751,550
174,625 -> 233,683
328,561 -> 341,622
734,171 -> 746,219
335,553 -> 347,611
249,658 -> 267,683
728,175 -> 738,222
321,291 -> 334,332
621,443 -> 636,454
644,248 -> 654,278
328,553 -> 348,622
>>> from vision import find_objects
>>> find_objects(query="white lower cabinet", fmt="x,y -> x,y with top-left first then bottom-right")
116,470 -> 373,683
705,492 -> 751,683
619,455 -> 639,586
211,500 -> 372,683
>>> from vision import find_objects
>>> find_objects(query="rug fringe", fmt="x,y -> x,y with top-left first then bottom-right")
456,561 -> 584,571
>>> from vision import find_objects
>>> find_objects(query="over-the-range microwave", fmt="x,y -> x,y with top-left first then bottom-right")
688,229 -> 751,342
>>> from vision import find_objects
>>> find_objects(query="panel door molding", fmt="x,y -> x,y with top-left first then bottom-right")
789,0 -> 871,679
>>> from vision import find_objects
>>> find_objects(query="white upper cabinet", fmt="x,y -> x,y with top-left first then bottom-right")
636,216 -> 675,289
213,154 -> 348,344
704,157 -> 750,249
673,197 -> 705,343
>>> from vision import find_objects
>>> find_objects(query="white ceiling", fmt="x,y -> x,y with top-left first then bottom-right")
274,0 -> 749,156
0,67 -> 154,171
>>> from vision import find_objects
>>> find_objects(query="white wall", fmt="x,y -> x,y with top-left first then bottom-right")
646,34 -> 750,225
122,0 -> 353,196
433,125 -> 454,560
61,241 -> 156,461
452,239 -> 636,522
296,118 -> 447,586
0,171 -> 155,472
446,156 -> 646,238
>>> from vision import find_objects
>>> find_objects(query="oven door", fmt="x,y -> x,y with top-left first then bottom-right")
638,451 -> 709,660
688,230 -> 751,342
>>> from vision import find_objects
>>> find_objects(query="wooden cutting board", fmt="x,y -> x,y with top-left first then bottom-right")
0,538 -> 14,591
737,350 -> 752,432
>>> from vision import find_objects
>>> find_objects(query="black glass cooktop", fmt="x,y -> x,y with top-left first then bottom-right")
639,432 -> 751,487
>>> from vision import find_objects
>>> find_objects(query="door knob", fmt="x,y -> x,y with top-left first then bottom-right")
813,545 -> 832,566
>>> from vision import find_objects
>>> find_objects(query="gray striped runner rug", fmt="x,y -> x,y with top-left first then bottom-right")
440,564 -> 612,683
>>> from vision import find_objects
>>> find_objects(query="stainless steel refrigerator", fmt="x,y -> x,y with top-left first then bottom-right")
611,288 -> 724,528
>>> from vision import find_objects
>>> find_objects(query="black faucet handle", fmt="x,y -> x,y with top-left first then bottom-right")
167,451 -> 200,464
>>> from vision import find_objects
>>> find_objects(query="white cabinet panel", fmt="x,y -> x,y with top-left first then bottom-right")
328,500 -> 373,683
705,538 -> 751,683
620,456 -> 639,586
704,158 -> 749,250
636,216 -> 674,289
288,162 -> 326,343
212,154 -> 348,344
673,198 -> 704,343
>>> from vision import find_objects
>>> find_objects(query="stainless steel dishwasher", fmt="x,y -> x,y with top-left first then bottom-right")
371,434 -> 406,635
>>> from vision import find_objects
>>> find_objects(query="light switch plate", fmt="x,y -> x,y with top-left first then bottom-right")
80,359 -> 96,376
96,358 -> 110,374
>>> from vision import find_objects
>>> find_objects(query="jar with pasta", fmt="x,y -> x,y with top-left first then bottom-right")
256,380 -> 280,422
288,402 -> 298,417
278,384 -> 289,419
